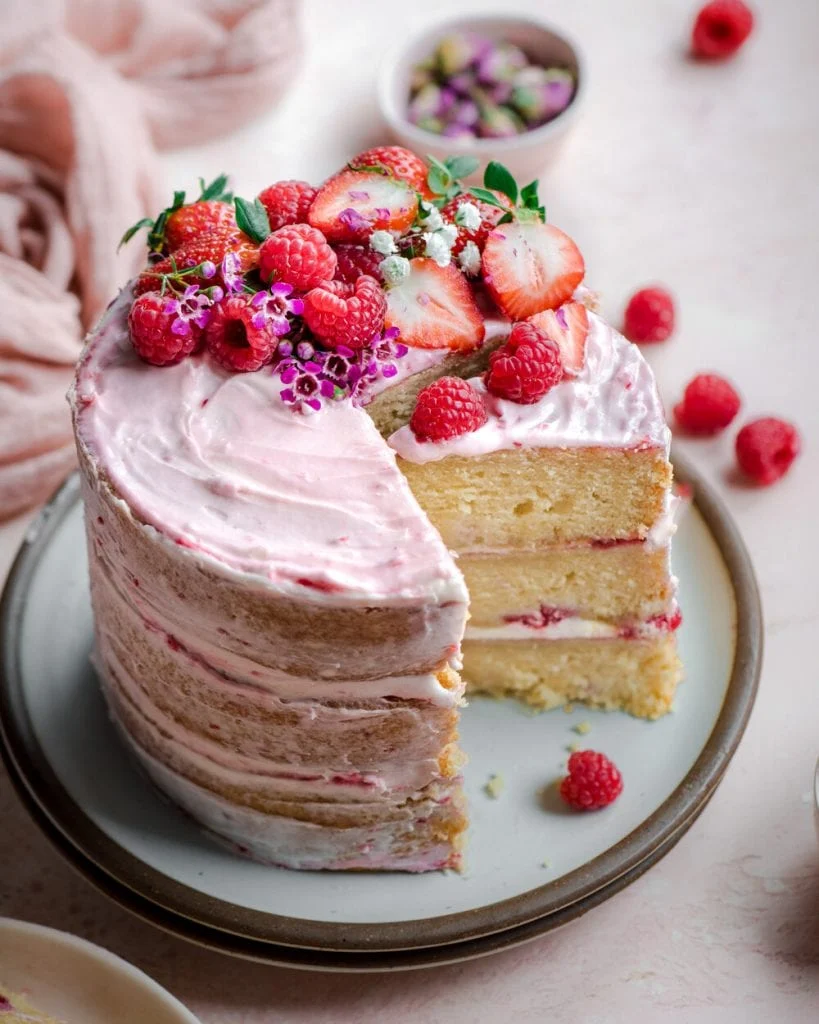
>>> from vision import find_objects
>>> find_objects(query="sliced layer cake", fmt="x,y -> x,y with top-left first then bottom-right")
69,147 -> 681,872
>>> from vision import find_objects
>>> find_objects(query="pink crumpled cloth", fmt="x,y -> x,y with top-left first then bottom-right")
0,0 -> 301,520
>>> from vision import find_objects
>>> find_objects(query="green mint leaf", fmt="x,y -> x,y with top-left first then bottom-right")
520,180 -> 540,209
198,174 -> 230,202
483,161 -> 518,204
234,196 -> 270,244
118,217 -> 154,250
445,155 -> 480,180
469,186 -> 511,211
427,164 -> 451,196
497,211 -> 514,225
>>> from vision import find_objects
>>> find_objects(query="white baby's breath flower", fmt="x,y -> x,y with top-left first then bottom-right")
458,241 -> 482,276
454,201 -> 481,232
379,254 -> 411,285
369,230 -> 397,256
438,223 -> 458,247
418,202 -> 445,232
423,231 -> 452,267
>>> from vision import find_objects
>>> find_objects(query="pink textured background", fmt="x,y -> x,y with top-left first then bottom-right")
1,0 -> 818,1019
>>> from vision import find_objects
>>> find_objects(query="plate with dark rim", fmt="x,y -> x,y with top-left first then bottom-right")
0,450 -> 761,963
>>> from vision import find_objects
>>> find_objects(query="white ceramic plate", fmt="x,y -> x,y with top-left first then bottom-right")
0,455 -> 761,959
0,918 -> 199,1023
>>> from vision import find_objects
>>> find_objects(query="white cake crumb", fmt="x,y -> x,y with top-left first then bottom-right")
484,774 -> 504,799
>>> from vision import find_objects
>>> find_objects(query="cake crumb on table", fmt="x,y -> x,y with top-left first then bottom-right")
484,774 -> 504,798
573,721 -> 592,735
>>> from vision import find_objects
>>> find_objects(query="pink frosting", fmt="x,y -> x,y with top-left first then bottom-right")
388,312 -> 671,463
70,287 -> 467,610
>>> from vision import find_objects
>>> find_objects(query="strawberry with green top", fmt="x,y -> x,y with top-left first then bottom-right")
121,174 -> 234,254
473,162 -> 585,319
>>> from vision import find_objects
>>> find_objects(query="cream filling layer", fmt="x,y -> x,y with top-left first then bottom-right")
465,605 -> 681,642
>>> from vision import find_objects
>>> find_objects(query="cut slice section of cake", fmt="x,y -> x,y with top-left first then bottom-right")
389,310 -> 682,718
0,986 -> 64,1023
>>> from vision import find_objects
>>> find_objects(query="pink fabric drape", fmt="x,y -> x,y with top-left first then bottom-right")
0,0 -> 301,520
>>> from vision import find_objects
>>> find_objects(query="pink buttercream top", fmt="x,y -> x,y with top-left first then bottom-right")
388,313 -> 671,463
70,288 -> 466,608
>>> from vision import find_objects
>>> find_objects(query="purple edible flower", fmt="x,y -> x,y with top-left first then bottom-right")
348,190 -> 370,201
339,208 -> 372,233
251,281 -> 303,335
163,284 -> 212,336
220,250 -> 246,294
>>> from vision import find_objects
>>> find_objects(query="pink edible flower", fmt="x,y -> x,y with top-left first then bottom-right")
162,284 -> 212,336
250,282 -> 304,335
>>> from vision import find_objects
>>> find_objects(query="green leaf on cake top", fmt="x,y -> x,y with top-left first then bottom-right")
470,161 -> 546,224
233,196 -> 271,244
425,154 -> 480,203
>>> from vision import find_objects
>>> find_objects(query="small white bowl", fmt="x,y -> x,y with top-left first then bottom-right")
378,13 -> 585,183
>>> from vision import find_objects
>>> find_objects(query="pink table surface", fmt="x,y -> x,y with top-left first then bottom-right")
2,0 -> 818,1020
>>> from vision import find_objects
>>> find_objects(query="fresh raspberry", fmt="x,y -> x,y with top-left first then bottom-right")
302,275 -> 386,350
692,0 -> 754,59
349,145 -> 430,194
257,180 -> 318,232
136,228 -> 258,294
560,751 -> 623,811
333,244 -> 384,285
204,295 -> 278,372
674,373 -> 741,435
128,292 -> 200,366
485,322 -> 563,404
735,417 -> 800,486
441,191 -> 510,255
259,223 -> 337,292
165,200 -> 235,252
409,376 -> 488,443
623,287 -> 675,343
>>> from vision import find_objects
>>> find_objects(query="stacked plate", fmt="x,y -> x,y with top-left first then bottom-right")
0,452 -> 761,971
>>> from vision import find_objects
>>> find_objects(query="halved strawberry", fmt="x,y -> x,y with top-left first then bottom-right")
528,301 -> 589,375
308,170 -> 418,244
482,221 -> 585,320
348,146 -> 430,195
384,258 -> 485,351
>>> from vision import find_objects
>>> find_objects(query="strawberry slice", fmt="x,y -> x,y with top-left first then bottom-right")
384,258 -> 486,351
528,301 -> 589,375
482,221 -> 585,320
308,170 -> 418,244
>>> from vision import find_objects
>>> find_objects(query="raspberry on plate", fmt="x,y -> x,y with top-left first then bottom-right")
333,244 -> 384,285
205,295 -> 278,372
623,287 -> 675,344
674,373 -> 741,434
259,224 -> 337,292
559,750 -> 623,811
349,145 -> 430,194
692,0 -> 754,59
485,321 -> 563,404
410,376 -> 488,443
258,180 -> 318,232
128,291 -> 202,366
735,417 -> 800,485
303,275 -> 386,350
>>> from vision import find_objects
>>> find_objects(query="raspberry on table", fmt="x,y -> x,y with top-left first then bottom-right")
559,750 -> 623,811
333,244 -> 384,285
692,0 -> 754,59
257,180 -> 318,232
485,321 -> 563,404
735,417 -> 800,485
204,295 -> 278,372
128,292 -> 200,366
259,223 -> 337,292
302,275 -> 386,350
674,373 -> 741,434
623,287 -> 675,344
410,376 -> 488,443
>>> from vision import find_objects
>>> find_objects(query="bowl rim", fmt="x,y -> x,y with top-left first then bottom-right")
377,11 -> 586,157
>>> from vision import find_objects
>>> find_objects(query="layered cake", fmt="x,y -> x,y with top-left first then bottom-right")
69,148 -> 681,871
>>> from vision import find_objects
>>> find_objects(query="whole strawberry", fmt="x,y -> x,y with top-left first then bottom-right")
485,321 -> 563,404
333,244 -> 384,285
409,376 -> 487,443
128,292 -> 201,366
560,750 -> 623,811
165,200 -> 236,252
136,228 -> 258,295
303,275 -> 386,350
259,224 -> 337,292
441,191 -> 509,255
258,180 -> 318,232
205,295 -> 278,372
349,145 -> 430,194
